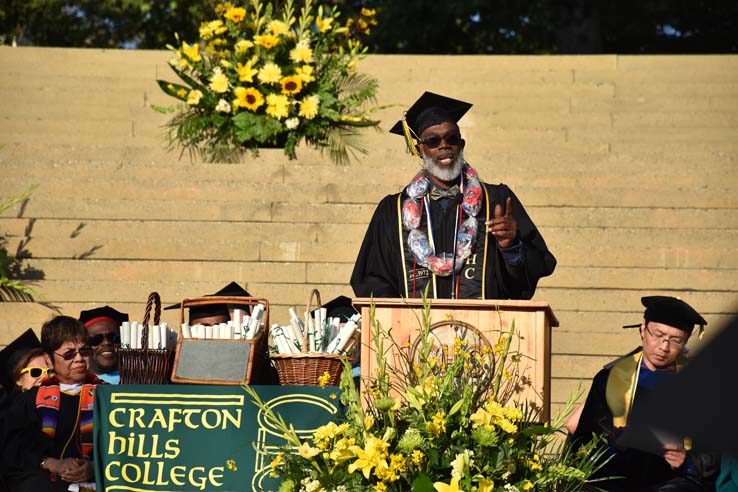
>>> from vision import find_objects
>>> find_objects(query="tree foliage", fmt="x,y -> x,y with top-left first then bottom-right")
1,0 -> 736,53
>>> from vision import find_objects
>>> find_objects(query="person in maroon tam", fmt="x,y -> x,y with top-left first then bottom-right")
78,306 -> 128,384
571,295 -> 719,491
351,91 -> 555,300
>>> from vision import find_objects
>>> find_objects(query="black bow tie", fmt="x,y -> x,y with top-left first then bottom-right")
429,185 -> 460,201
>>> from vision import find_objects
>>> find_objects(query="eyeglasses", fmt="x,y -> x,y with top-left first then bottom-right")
420,132 -> 462,149
54,346 -> 92,361
21,366 -> 51,379
645,324 -> 686,348
88,332 -> 120,346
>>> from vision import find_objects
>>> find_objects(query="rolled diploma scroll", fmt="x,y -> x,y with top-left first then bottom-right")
288,307 -> 305,334
233,309 -> 241,333
219,323 -> 228,340
270,325 -> 292,354
246,305 -> 264,339
159,324 -> 167,348
326,321 -> 358,354
282,324 -> 302,354
121,322 -> 131,348
181,323 -> 191,339
152,325 -> 161,350
289,318 -> 304,351
131,322 -> 140,350
305,314 -> 315,351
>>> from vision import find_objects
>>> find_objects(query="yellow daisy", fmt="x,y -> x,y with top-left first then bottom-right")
280,75 -> 303,95
267,19 -> 289,36
178,42 -> 201,69
186,89 -> 203,106
298,94 -> 319,119
257,62 -> 282,84
176,88 -> 187,98
265,94 -> 290,120
289,40 -> 314,63
199,19 -> 227,40
233,87 -> 264,112
254,34 -> 280,49
223,6 -> 246,23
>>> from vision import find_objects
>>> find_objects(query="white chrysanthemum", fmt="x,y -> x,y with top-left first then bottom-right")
285,117 -> 299,129
215,98 -> 231,113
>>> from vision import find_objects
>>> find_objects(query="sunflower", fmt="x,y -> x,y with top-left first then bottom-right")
233,87 -> 265,112
280,75 -> 303,95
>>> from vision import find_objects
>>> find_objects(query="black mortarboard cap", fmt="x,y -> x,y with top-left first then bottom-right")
321,295 -> 358,321
164,282 -> 251,321
0,328 -> 41,390
623,296 -> 706,336
78,305 -> 129,328
188,304 -> 229,323
389,92 -> 473,157
212,281 -> 251,297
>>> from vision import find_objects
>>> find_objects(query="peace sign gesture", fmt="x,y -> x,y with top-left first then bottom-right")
485,197 -> 517,248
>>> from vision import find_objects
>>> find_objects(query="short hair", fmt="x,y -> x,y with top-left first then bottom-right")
41,315 -> 88,356
11,347 -> 46,393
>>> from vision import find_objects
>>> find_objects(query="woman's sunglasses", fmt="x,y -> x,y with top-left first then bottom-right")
21,366 -> 52,379
88,332 -> 121,346
55,346 -> 93,361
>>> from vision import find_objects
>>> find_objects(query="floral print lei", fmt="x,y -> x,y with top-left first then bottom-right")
401,163 -> 482,276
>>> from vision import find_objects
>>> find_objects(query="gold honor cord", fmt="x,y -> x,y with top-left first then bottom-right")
481,186 -> 490,299
398,194 -> 410,297
401,112 -> 421,159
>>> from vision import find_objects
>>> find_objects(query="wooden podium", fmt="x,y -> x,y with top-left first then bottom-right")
353,298 -> 559,421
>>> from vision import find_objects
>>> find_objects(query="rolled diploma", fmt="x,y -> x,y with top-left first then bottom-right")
288,307 -> 305,334
131,322 -> 140,349
246,305 -> 264,339
121,322 -> 131,348
326,321 -> 357,354
181,323 -> 191,339
153,325 -> 161,349
270,325 -> 291,354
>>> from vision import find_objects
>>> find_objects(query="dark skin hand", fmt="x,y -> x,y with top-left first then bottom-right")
485,197 -> 517,248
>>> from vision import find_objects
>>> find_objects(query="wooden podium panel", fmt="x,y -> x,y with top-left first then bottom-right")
353,298 -> 558,421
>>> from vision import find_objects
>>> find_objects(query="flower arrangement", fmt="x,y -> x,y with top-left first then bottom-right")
246,298 -> 606,492
157,0 -> 379,164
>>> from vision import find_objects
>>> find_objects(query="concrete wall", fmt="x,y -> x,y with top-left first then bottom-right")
1,47 -> 737,406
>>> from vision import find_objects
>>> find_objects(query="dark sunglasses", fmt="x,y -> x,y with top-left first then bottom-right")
54,346 -> 92,361
88,332 -> 121,346
420,132 -> 462,149
21,366 -> 52,379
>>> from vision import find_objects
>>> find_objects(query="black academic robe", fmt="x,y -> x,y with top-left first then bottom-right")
573,362 -> 719,492
2,388 -> 87,492
351,182 -> 556,299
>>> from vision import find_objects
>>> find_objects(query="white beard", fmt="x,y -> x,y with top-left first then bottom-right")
423,150 -> 465,182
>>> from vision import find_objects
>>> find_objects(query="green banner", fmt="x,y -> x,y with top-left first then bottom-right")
93,384 -> 342,492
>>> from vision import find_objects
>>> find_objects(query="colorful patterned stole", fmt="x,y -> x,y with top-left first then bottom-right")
35,374 -> 100,458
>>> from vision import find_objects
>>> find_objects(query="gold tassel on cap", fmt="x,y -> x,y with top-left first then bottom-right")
401,111 -> 421,158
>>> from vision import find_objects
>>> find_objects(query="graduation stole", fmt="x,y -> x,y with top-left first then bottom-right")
605,350 -> 686,428
36,374 -> 99,458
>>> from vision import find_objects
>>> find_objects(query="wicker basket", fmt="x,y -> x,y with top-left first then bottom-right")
118,292 -> 176,385
270,289 -> 345,386
170,296 -> 271,385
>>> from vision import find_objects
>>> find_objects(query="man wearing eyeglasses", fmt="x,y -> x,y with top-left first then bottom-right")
79,306 -> 129,384
572,296 -> 719,491
351,91 -> 555,300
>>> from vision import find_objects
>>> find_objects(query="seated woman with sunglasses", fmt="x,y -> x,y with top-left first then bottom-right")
12,348 -> 51,392
2,315 -> 102,492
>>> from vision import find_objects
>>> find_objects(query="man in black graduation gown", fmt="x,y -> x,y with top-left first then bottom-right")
351,92 -> 556,300
571,296 -> 720,491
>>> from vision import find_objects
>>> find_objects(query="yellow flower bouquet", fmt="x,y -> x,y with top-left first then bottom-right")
246,298 -> 607,492
157,0 -> 379,163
